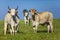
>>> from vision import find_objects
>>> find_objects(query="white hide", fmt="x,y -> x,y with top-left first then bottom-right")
4,9 -> 20,35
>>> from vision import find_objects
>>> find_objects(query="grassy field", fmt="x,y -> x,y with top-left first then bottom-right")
0,19 -> 60,40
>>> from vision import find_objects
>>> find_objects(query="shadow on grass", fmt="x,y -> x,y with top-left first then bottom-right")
17,31 -> 24,34
7,31 -> 24,34
37,30 -> 54,33
37,30 -> 47,33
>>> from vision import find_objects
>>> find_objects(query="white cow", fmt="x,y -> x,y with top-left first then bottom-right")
29,9 -> 53,33
23,9 -> 30,26
4,6 -> 20,35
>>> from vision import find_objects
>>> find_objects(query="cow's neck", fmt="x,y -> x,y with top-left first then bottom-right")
25,15 -> 28,20
12,15 -> 17,23
32,13 -> 38,21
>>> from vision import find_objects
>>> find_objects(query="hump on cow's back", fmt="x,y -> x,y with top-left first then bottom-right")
6,13 -> 11,17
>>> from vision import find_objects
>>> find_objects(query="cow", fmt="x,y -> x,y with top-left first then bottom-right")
4,6 -> 20,35
23,9 -> 30,26
29,9 -> 53,33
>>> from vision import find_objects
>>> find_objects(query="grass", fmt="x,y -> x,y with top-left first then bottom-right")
0,19 -> 60,40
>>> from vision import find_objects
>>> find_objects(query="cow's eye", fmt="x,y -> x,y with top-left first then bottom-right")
8,11 -> 10,13
16,11 -> 18,13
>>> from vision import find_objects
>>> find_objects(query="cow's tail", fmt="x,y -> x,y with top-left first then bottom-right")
49,12 -> 53,22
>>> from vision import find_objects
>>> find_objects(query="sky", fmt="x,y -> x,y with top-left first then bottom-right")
0,0 -> 60,20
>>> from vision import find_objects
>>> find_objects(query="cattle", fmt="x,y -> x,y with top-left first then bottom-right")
29,9 -> 53,33
23,9 -> 30,26
4,6 -> 20,35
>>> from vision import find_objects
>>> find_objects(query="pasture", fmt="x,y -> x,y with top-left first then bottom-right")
0,19 -> 60,40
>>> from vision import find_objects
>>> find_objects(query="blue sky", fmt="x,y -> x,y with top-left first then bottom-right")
0,0 -> 60,20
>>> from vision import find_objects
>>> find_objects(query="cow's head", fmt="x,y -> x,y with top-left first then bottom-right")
8,6 -> 18,16
29,9 -> 36,15
23,9 -> 28,16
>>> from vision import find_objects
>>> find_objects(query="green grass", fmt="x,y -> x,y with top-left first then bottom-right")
0,19 -> 60,40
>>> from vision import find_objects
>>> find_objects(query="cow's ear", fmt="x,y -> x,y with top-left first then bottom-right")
16,11 -> 18,14
8,11 -> 10,13
8,6 -> 11,10
15,11 -> 18,15
15,6 -> 18,10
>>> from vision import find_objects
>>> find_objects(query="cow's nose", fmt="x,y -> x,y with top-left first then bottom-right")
12,15 -> 15,17
11,13 -> 15,16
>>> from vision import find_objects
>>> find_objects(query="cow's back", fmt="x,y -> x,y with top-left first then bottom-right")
5,13 -> 12,24
38,12 -> 53,24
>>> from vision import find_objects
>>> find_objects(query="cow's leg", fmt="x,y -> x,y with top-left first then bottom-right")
35,22 -> 39,33
16,25 -> 19,32
10,28 -> 12,35
10,26 -> 12,35
24,17 -> 26,26
25,20 -> 26,25
11,25 -> 14,35
33,21 -> 35,31
47,24 -> 50,33
27,17 -> 30,26
15,25 -> 19,33
28,18 -> 30,26
33,21 -> 39,33
50,22 -> 53,33
26,20 -> 28,24
10,25 -> 12,35
4,23 -> 7,35
26,20 -> 29,25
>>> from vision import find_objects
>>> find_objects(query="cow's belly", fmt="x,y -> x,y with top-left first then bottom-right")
40,19 -> 47,24
39,19 -> 49,26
